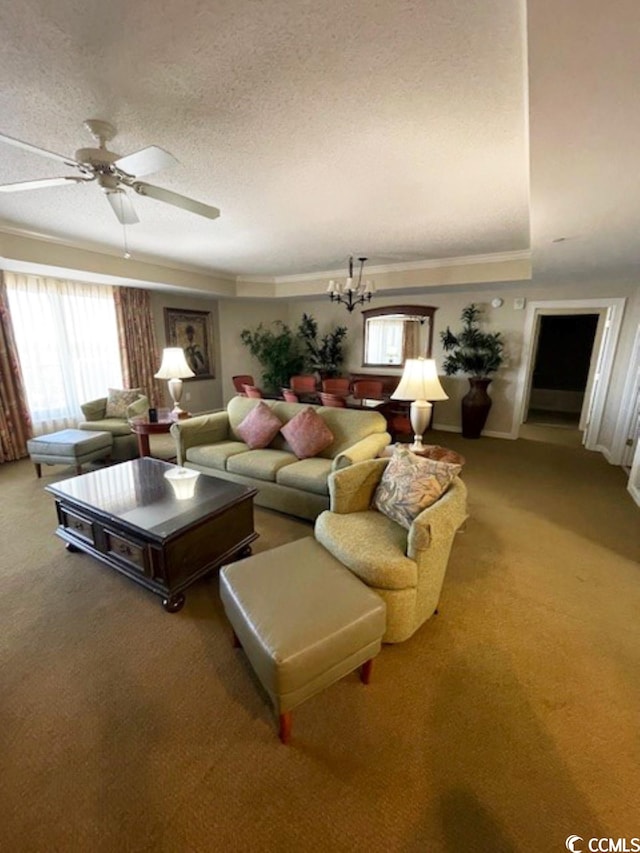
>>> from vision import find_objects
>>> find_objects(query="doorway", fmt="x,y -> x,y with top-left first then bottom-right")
525,314 -> 599,429
512,298 -> 626,451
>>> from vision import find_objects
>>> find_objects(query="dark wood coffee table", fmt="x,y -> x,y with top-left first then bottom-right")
45,458 -> 258,612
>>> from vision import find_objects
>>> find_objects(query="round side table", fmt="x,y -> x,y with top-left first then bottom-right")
380,443 -> 466,467
129,413 -> 178,457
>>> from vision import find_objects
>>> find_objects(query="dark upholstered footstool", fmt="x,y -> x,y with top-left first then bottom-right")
27,429 -> 113,478
219,537 -> 386,744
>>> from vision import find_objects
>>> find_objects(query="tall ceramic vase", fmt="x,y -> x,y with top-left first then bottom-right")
461,377 -> 492,439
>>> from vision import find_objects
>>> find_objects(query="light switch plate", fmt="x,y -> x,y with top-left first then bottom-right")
513,297 -> 526,310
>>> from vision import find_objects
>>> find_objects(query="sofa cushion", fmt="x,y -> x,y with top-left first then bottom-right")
280,407 -> 334,459
275,457 -> 333,495
126,395 -> 150,418
314,509 -> 417,590
236,401 -> 283,449
317,406 -> 388,457
186,441 -> 249,471
373,447 -> 461,530
79,418 -> 138,437
81,397 -> 107,420
227,449 -> 297,482
226,396 -> 388,457
105,388 -> 143,418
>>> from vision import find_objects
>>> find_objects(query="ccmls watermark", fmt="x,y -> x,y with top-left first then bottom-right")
566,837 -> 640,853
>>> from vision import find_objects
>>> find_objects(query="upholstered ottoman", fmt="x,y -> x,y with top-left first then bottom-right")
27,429 -> 113,478
219,537 -> 386,744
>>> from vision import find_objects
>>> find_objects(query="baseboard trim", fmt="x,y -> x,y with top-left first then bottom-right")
431,423 -> 515,440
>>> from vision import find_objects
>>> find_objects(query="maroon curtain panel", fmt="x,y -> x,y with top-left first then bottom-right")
0,275 -> 32,462
113,286 -> 165,406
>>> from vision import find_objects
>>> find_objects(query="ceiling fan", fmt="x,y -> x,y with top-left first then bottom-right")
0,118 -> 220,224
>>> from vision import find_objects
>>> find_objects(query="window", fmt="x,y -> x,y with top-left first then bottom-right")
6,273 -> 123,435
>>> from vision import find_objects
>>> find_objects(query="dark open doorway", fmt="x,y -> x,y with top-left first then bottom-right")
525,314 -> 599,427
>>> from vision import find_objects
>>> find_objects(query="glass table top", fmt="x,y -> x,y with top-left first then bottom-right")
45,458 -> 255,540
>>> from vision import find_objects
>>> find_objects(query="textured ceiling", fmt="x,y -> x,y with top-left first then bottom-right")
0,0 -> 637,282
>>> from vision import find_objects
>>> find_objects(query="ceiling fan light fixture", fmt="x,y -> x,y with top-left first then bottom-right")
0,120 -> 221,224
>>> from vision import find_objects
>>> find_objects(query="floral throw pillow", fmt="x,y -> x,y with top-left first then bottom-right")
105,388 -> 143,419
373,447 -> 462,530
280,407 -> 334,459
236,401 -> 283,449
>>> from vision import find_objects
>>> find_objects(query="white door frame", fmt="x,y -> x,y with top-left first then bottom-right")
628,439 -> 640,507
511,298 -> 626,449
612,322 -> 640,467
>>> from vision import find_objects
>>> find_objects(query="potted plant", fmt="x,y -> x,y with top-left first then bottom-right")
440,303 -> 505,438
298,313 -> 348,379
240,321 -> 305,395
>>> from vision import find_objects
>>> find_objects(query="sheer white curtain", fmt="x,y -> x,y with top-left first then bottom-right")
366,317 -> 404,364
5,273 -> 124,435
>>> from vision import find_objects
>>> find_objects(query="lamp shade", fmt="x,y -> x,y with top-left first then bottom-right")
391,358 -> 448,401
154,348 -> 195,380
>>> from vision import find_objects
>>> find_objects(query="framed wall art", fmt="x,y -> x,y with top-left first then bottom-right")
164,308 -> 215,379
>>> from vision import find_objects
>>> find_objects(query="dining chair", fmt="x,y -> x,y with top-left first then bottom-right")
321,378 -> 351,395
319,392 -> 347,408
233,374 -> 255,396
290,375 -> 318,394
282,388 -> 299,403
352,379 -> 384,399
243,384 -> 264,399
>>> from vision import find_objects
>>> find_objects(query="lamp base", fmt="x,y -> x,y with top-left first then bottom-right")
169,404 -> 191,420
408,399 -> 433,453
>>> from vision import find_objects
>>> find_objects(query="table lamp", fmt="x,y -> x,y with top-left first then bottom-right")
391,358 -> 448,451
154,347 -> 194,418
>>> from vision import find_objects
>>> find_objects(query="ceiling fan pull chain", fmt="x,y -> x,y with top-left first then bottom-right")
122,221 -> 131,260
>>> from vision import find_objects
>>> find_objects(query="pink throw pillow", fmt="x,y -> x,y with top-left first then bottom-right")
280,407 -> 334,459
236,401 -> 282,449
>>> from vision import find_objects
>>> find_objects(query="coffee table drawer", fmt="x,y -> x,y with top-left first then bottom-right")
104,529 -> 148,574
61,507 -> 95,545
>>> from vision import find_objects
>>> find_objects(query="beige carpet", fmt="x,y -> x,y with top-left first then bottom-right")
1,435 -> 638,853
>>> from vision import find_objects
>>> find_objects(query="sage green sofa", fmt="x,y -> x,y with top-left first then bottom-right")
170,396 -> 391,520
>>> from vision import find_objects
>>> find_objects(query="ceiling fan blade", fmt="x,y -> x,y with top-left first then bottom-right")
0,176 -> 90,193
0,132 -> 81,169
105,189 -> 139,225
115,146 -> 178,177
132,181 -> 220,220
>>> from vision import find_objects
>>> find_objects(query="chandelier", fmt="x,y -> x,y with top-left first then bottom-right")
327,256 -> 375,312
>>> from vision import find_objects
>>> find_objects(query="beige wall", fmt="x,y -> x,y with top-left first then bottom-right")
149,291 -> 222,415
220,276 -> 640,446
218,299 -> 292,404
3,233 -> 636,455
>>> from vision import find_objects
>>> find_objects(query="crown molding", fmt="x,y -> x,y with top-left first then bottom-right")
0,222 -> 236,282
237,250 -> 531,285
0,221 -> 532,297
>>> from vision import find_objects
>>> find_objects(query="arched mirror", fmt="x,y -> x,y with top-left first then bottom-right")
362,305 -> 437,367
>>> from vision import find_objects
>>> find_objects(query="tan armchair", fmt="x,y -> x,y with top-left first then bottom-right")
314,458 -> 467,643
79,393 -> 149,461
